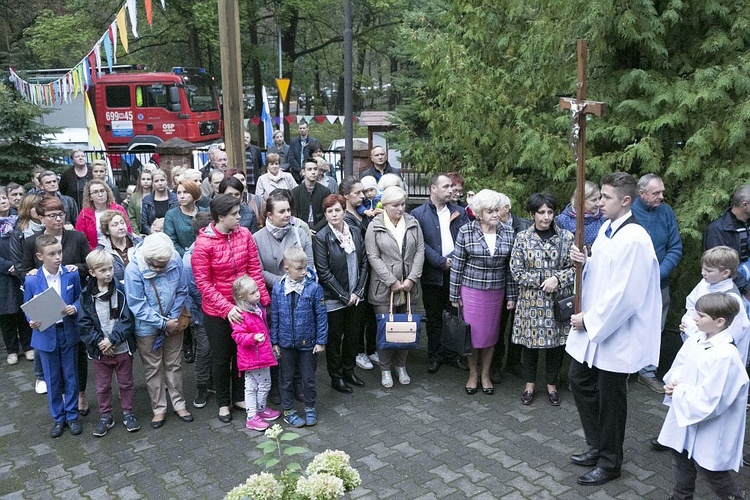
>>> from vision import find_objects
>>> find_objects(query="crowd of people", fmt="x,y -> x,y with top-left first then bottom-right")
3,133 -> 750,497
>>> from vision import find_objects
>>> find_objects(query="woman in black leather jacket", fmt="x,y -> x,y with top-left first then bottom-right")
312,194 -> 369,394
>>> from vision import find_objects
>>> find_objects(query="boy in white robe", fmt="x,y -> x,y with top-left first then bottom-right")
680,246 -> 750,364
657,292 -> 748,499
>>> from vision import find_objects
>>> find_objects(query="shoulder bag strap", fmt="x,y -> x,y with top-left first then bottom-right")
149,279 -> 165,316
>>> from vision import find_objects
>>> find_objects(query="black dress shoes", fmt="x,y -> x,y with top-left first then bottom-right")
217,412 -> 232,424
331,378 -> 353,394
650,438 -> 669,451
521,390 -> 534,405
68,419 -> 82,435
343,373 -> 365,387
427,360 -> 441,374
547,391 -> 561,406
174,411 -> 194,422
577,467 -> 621,486
570,448 -> 600,467
50,422 -> 65,438
445,357 -> 469,371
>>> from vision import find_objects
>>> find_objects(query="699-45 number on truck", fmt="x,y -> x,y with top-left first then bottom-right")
105,111 -> 134,121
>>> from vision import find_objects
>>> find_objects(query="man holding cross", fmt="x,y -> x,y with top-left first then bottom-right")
566,172 -> 662,486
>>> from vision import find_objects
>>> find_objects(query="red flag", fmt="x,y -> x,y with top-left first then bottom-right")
251,117 -> 261,126
314,115 -> 325,124
285,115 -> 296,124
145,0 -> 153,25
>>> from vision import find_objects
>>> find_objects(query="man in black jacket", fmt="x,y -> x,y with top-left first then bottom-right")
359,146 -> 400,181
288,122 -> 316,183
411,173 -> 470,373
291,159 -> 330,232
704,184 -> 750,294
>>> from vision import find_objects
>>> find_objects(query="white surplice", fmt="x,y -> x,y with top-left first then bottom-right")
680,278 -> 750,364
565,212 -> 662,373
657,328 -> 749,472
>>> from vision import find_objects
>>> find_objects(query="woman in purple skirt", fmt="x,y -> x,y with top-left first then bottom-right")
450,190 -> 517,395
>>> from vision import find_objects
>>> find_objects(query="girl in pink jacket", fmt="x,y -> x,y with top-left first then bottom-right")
231,276 -> 280,431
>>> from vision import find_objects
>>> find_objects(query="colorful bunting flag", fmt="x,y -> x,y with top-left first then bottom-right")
145,0 -> 153,25
116,7 -> 129,53
126,0 -> 139,38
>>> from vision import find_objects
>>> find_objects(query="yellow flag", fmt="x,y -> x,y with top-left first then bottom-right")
72,68 -> 79,98
84,93 -> 105,149
116,7 -> 129,53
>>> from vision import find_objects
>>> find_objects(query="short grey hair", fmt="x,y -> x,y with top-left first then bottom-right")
732,184 -> 750,206
637,173 -> 662,192
498,192 -> 511,209
469,189 -> 503,216
140,232 -> 175,262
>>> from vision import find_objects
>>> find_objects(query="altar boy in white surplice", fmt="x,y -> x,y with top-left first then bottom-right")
566,172 -> 662,487
658,292 -> 748,499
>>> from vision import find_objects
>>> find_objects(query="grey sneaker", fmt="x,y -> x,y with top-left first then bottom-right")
93,416 -> 114,437
123,413 -> 140,432
193,387 -> 208,408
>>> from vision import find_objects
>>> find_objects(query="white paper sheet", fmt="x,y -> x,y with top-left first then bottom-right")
21,287 -> 67,332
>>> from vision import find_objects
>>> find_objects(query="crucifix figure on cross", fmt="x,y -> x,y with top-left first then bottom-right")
559,39 -> 608,312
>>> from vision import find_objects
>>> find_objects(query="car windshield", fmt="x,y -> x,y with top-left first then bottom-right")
185,74 -> 218,112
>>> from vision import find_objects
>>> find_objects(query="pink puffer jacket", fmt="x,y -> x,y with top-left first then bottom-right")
192,222 -> 270,319
232,309 -> 277,372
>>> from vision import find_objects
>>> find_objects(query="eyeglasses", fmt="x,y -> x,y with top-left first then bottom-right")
44,212 -> 66,220
146,259 -> 169,270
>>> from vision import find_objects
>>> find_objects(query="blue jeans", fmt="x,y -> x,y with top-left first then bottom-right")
278,348 -> 317,411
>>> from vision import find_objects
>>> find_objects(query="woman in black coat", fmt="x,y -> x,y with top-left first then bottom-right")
313,194 -> 369,394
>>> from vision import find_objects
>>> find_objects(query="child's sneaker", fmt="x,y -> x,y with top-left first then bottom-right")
283,410 -> 306,428
304,407 -> 317,426
246,415 -> 269,431
93,416 -> 115,437
258,407 -> 281,421
356,353 -> 373,370
123,413 -> 140,432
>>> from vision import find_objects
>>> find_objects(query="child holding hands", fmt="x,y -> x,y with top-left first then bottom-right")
231,275 -> 280,431
271,247 -> 327,428
657,293 -> 749,499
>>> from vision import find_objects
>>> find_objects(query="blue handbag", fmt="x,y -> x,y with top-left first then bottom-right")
376,291 -> 422,350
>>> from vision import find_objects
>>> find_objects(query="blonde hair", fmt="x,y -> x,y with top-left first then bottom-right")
86,248 -> 114,270
283,246 -> 308,266
701,246 -> 739,278
571,181 -> 600,205
232,275 -> 260,311
82,179 -> 115,209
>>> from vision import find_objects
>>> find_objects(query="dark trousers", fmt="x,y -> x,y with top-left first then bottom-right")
569,359 -> 628,471
0,311 -> 32,354
522,346 -> 564,385
204,315 -> 244,408
92,352 -> 135,416
421,282 -> 451,363
192,322 -> 213,388
77,341 -> 88,392
358,301 -> 377,356
39,325 -> 79,422
279,348 -> 317,410
491,301 -> 522,372
671,449 -> 742,499
326,304 -> 362,379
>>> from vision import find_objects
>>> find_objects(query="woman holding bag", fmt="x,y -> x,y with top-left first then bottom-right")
450,189 -> 517,396
509,193 -> 575,406
365,186 -> 424,388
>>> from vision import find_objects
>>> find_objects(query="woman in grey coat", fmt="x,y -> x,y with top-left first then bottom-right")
365,186 -> 425,389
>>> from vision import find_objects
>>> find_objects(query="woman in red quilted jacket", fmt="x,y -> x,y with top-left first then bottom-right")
191,194 -> 270,423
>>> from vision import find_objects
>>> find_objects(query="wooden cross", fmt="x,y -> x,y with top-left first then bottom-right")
559,39 -> 608,312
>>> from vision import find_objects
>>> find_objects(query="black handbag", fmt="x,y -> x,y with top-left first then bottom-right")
441,306 -> 472,356
552,234 -> 575,323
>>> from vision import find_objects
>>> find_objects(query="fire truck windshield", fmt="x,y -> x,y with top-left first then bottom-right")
184,73 -> 218,112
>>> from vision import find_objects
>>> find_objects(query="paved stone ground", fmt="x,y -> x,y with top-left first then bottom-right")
1,342 -> 748,499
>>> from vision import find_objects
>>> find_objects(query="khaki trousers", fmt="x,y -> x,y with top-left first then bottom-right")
136,332 -> 186,416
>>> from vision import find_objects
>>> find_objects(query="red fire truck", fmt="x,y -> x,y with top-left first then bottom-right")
28,66 -> 223,151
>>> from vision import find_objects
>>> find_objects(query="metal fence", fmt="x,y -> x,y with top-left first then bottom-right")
54,149 -> 430,199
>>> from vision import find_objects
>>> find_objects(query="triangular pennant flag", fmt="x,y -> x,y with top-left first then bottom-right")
326,115 -> 337,125
126,0 -> 139,38
93,42 -> 102,77
251,117 -> 261,126
116,8 -> 129,53
103,36 -> 114,73
285,115 -> 295,124
84,93 -> 105,149
161,0 -> 166,10
314,116 -> 325,124
296,115 -> 305,124
82,57 -> 91,90
62,75 -> 68,103
273,117 -> 280,126
145,0 -> 153,25
304,115 -> 314,123
109,22 -> 118,64
338,116 -> 346,124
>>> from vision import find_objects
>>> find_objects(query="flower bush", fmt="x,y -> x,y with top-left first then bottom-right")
225,425 -> 361,500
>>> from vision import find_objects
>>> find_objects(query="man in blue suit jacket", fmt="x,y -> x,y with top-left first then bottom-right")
24,234 -> 83,438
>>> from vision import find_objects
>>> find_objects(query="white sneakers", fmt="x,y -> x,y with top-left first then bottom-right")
6,353 -> 18,365
355,353 -> 373,370
35,379 -> 47,394
25,350 -> 34,361
368,352 -> 381,366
